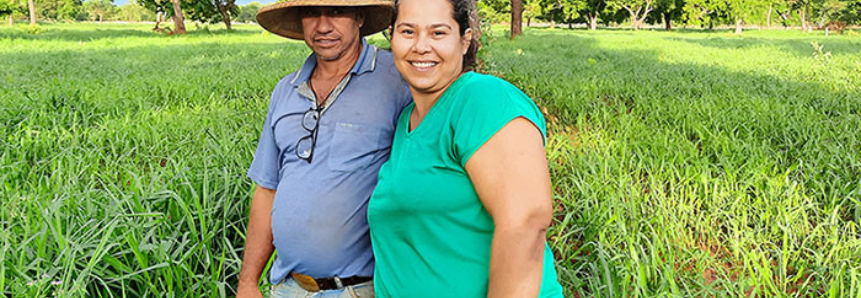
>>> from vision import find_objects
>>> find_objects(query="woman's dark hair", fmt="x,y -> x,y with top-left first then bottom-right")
392,0 -> 479,71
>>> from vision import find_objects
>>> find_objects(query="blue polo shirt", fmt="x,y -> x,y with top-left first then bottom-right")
247,39 -> 412,284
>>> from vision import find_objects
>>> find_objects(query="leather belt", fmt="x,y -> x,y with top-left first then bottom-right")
291,272 -> 372,292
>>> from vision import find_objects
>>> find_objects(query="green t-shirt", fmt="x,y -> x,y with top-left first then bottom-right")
368,72 -> 564,298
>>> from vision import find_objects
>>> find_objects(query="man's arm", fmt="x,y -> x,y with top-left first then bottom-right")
236,185 -> 277,298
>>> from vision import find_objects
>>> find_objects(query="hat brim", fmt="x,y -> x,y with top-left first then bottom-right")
257,0 -> 394,40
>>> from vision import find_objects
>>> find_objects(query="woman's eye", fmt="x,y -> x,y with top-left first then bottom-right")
401,29 -> 414,35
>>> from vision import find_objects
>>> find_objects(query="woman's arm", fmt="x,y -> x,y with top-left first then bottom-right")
465,117 -> 554,298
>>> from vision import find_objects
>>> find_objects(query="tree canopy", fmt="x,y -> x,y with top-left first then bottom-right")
481,0 -> 861,34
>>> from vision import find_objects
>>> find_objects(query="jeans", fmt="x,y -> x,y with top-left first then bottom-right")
270,278 -> 374,298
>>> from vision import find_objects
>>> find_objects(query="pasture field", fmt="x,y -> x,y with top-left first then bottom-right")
1,23 -> 860,297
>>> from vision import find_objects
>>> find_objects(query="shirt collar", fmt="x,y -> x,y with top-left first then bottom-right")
290,38 -> 377,87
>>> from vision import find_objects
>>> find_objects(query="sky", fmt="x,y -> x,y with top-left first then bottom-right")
112,0 -> 274,6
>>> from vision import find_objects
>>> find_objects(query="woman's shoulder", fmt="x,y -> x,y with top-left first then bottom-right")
452,72 -> 539,113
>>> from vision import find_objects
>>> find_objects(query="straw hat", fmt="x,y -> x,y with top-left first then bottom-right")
257,0 -> 394,40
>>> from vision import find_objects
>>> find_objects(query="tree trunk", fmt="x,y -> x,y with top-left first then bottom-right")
28,0 -> 36,25
568,22 -> 572,29
527,17 -> 531,27
799,8 -> 806,32
631,14 -> 639,30
170,0 -> 186,34
98,14 -> 102,22
510,0 -> 522,39
735,18 -> 743,34
8,14 -> 12,27
664,12 -> 671,30
766,5 -> 772,28
590,14 -> 598,30
219,7 -> 231,30
550,18 -> 555,28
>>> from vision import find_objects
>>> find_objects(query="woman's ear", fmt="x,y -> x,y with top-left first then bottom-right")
462,28 -> 473,55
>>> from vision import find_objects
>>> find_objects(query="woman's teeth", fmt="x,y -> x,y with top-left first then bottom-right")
412,62 -> 437,68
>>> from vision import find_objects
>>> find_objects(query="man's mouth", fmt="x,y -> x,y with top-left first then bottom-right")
315,38 -> 340,46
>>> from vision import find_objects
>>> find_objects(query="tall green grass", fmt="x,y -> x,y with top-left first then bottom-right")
1,23 -> 311,297
1,23 -> 859,297
486,27 -> 861,297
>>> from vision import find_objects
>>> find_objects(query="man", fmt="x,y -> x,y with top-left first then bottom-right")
237,1 -> 410,297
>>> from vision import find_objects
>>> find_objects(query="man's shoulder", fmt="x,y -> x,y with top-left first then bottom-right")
371,48 -> 398,75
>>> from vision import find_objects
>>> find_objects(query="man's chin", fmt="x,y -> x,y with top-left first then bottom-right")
316,52 -> 343,61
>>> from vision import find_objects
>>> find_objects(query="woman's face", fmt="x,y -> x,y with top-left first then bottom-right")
391,0 -> 472,96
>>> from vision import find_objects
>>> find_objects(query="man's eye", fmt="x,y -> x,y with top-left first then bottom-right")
331,9 -> 345,15
401,29 -> 414,35
433,31 -> 445,36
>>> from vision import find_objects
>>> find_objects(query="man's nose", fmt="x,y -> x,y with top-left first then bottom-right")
315,15 -> 334,34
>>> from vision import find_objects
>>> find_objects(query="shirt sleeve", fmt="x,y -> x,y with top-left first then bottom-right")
451,75 -> 547,168
247,81 -> 286,190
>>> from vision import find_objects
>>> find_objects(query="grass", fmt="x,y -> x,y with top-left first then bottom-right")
1,22 -> 860,297
487,27 -> 861,297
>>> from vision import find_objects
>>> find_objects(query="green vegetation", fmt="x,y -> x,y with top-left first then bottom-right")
2,23 -> 860,297
486,26 -> 861,297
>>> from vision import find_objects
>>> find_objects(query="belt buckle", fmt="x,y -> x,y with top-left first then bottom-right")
291,273 -> 321,292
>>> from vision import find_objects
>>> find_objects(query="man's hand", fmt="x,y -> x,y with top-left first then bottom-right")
236,185 -> 276,298
236,283 -> 264,298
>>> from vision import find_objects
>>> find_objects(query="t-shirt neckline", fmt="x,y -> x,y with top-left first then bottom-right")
404,71 -> 475,137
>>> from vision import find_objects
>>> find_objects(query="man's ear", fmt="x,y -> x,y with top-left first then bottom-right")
356,11 -> 365,28
462,28 -> 473,55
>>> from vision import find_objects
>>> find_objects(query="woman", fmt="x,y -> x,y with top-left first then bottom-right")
367,0 -> 565,297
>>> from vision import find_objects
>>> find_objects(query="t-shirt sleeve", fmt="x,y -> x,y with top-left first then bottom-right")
451,76 -> 547,167
247,81 -> 286,190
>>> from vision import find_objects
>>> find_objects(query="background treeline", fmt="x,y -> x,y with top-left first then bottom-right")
0,0 -> 261,31
2,0 -> 858,33
490,0 -> 861,33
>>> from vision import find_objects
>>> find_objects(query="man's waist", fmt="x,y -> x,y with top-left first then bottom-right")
290,273 -> 372,292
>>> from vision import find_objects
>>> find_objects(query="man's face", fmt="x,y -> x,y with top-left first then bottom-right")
300,7 -> 364,61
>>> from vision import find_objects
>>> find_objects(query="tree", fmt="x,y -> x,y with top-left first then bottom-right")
538,0 -> 566,28
608,0 -> 656,30
235,1 -> 258,23
27,0 -> 33,24
654,0 -> 684,29
0,0 -> 26,26
725,0 -> 767,34
137,0 -> 173,29
683,0 -> 725,28
812,0 -> 849,27
788,0 -> 813,32
560,0 -> 587,28
511,0 -> 522,38
842,0 -> 860,24
170,0 -> 185,33
37,0 -> 85,20
182,0 -> 239,30
83,0 -> 116,21
203,0 -> 237,29
139,0 -> 183,33
581,0 -> 609,29
523,0 -> 541,26
119,0 -> 153,22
